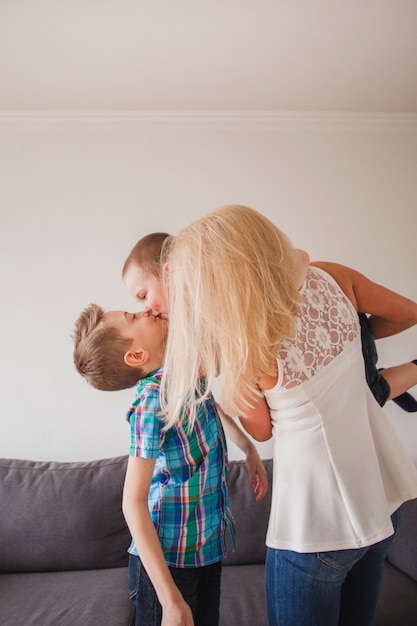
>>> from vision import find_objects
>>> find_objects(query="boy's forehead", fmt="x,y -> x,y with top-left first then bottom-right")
103,310 -> 124,327
104,310 -> 136,332
125,265 -> 157,284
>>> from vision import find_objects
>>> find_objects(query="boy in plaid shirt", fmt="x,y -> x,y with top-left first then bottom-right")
73,304 -> 265,626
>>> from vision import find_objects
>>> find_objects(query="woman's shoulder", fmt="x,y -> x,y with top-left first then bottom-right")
309,261 -> 357,308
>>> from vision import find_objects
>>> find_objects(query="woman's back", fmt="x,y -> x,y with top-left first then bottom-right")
264,266 -> 417,552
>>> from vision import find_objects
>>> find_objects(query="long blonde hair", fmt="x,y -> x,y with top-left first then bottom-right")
160,205 -> 301,427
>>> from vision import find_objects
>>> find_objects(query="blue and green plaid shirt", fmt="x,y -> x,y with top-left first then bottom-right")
125,368 -> 235,568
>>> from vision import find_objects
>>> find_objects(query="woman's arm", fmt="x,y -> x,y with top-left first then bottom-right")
122,456 -> 194,626
216,403 -> 269,502
312,261 -> 417,339
237,392 -> 274,443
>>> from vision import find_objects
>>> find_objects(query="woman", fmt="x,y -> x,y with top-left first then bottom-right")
161,205 -> 417,626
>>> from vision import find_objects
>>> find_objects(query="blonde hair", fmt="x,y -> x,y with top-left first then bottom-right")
73,303 -> 145,391
161,205 -> 300,427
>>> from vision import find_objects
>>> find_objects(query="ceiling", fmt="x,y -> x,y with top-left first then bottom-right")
1,0 -> 417,113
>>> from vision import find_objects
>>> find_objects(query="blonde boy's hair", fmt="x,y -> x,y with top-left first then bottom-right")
122,232 -> 171,279
161,205 -> 301,427
73,304 -> 144,391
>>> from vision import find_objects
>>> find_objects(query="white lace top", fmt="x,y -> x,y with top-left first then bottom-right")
264,266 -> 417,552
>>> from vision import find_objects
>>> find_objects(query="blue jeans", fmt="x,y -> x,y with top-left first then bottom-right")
265,509 -> 400,626
128,554 -> 222,626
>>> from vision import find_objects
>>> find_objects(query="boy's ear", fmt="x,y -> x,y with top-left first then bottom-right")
124,350 -> 149,368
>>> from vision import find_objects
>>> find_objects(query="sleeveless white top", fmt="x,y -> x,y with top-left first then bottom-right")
264,266 -> 417,553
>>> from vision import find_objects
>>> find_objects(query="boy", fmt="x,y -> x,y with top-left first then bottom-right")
73,304 -> 234,626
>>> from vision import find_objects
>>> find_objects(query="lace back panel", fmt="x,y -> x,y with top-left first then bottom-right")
279,267 -> 359,389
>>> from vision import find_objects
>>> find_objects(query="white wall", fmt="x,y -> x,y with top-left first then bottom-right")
1,112 -> 416,463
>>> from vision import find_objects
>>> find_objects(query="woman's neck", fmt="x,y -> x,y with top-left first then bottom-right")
294,249 -> 310,288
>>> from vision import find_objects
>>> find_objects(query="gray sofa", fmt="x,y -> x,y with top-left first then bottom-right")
1,456 -> 416,626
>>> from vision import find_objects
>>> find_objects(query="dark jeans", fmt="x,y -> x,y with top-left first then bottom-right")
128,554 -> 222,626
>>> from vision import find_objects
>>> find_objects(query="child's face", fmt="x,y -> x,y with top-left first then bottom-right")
124,266 -> 168,319
104,310 -> 168,365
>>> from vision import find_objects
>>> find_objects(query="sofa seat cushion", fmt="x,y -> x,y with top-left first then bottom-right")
0,567 -> 135,626
220,564 -> 267,626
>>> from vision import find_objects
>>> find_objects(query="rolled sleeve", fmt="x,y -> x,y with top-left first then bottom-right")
127,386 -> 162,458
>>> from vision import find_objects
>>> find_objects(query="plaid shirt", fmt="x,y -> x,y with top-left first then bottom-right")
125,368 -> 235,568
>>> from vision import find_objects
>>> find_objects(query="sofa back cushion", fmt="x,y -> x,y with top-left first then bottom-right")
224,458 -> 273,566
386,497 -> 417,583
0,456 -> 131,573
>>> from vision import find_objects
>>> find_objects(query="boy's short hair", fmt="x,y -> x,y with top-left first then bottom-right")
73,303 -> 145,391
122,232 -> 171,278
